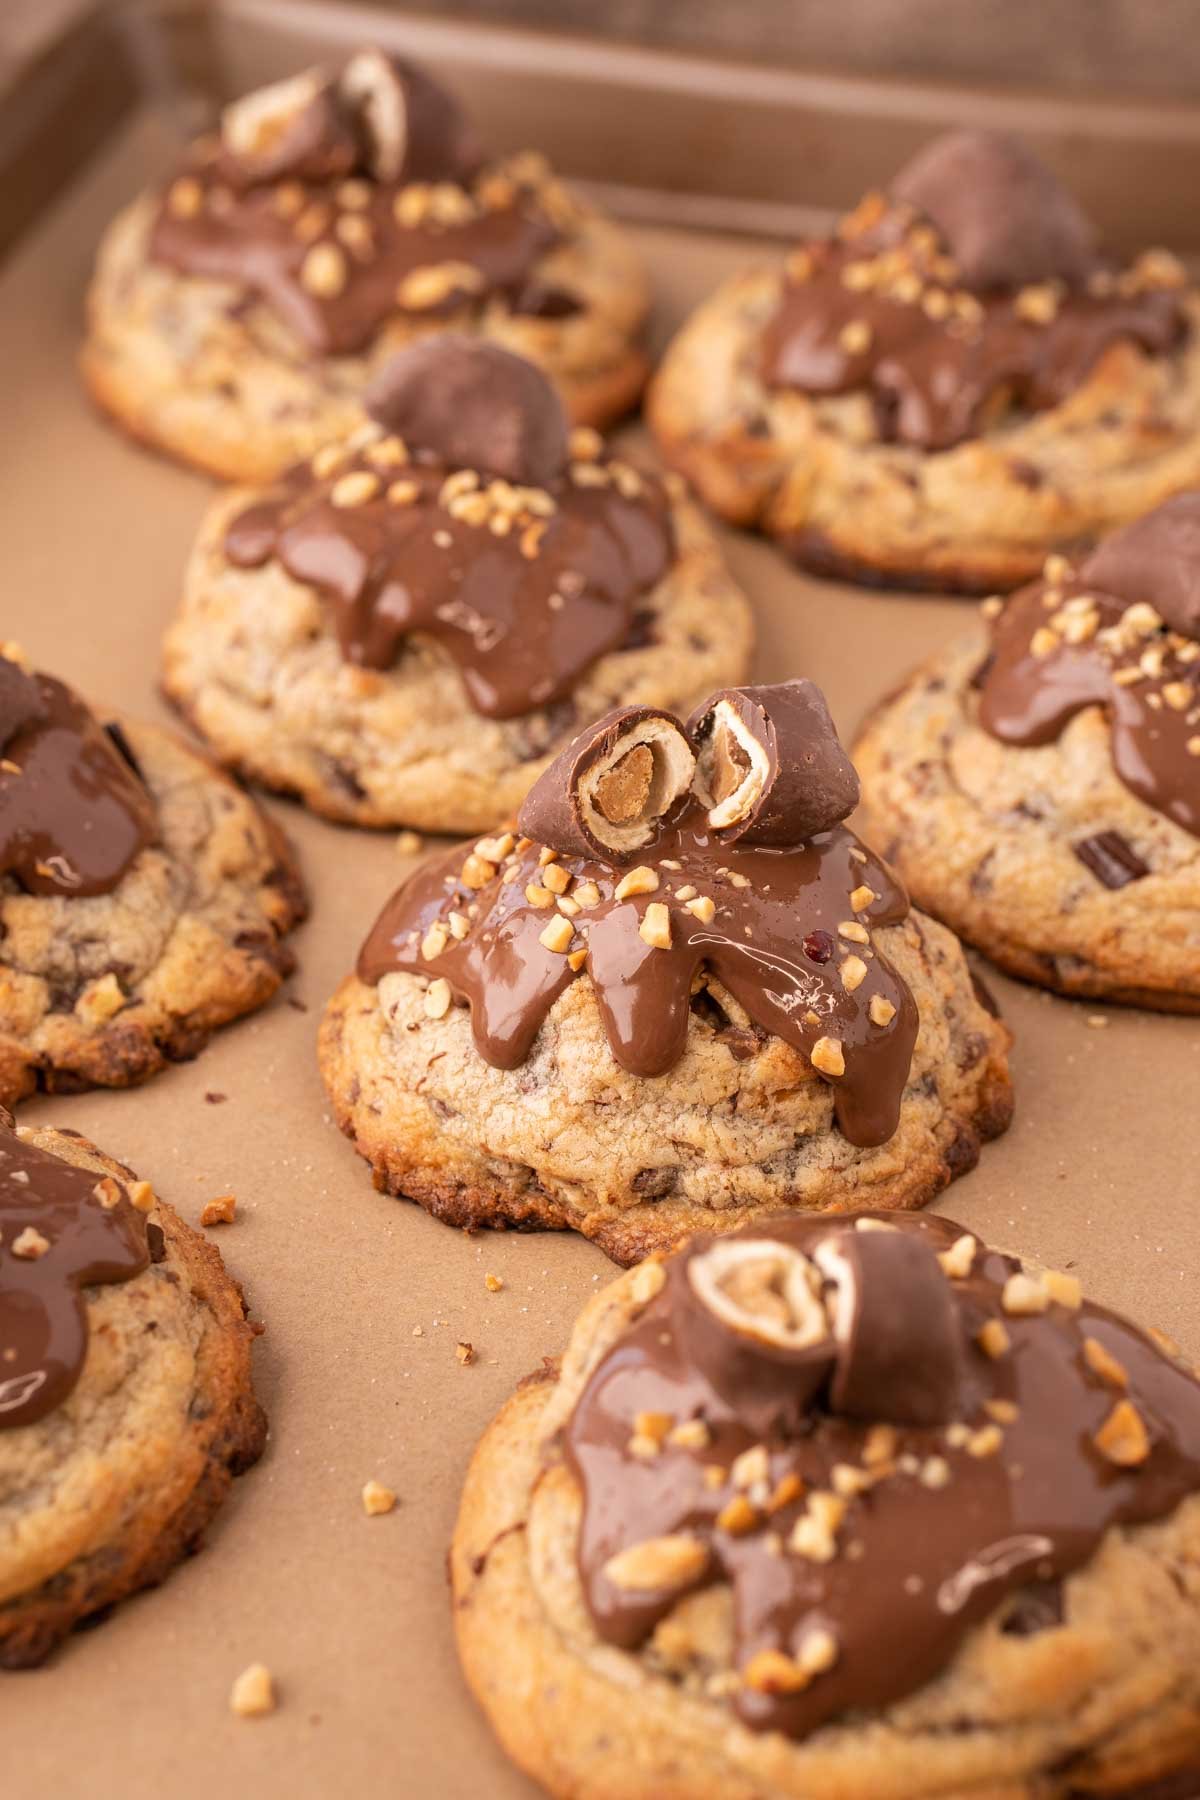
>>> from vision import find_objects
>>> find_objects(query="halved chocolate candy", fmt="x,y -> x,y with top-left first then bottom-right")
0,656 -> 48,749
217,68 -> 357,190
681,1237 -> 836,1432
517,705 -> 695,860
1080,492 -> 1200,641
891,129 -> 1097,291
338,50 -> 483,186
688,681 -> 859,847
365,335 -> 570,487
814,1225 -> 962,1426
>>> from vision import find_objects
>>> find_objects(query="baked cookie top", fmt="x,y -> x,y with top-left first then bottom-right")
359,680 -> 920,1147
150,52 -> 589,358
0,1118 -> 152,1428
0,653 -> 156,898
562,1210 -> 1200,1741
222,333 -> 674,719
976,490 -> 1200,858
761,129 -> 1187,452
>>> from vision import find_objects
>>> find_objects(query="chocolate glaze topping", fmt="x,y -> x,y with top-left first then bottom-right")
224,345 -> 673,719
976,496 -> 1200,840
0,1125 -> 149,1429
150,54 -> 576,357
359,686 -> 919,1147
760,130 -> 1186,452
0,659 -> 156,897
564,1211 -> 1200,1739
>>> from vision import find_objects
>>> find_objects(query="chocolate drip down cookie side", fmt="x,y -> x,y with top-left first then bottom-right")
0,1118 -> 265,1668
81,51 -> 650,482
452,1211 -> 1200,1799
0,648 -> 305,1106
853,493 -> 1200,1008
319,681 -> 1012,1262
163,334 -> 753,834
649,128 -> 1200,593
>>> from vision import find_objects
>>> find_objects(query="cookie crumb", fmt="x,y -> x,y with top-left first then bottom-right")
362,1480 -> 398,1516
1085,1015 -> 1109,1029
200,1195 -> 237,1228
230,1663 -> 275,1717
484,1273 -> 504,1293
456,1341 -> 475,1365
204,1091 -> 229,1104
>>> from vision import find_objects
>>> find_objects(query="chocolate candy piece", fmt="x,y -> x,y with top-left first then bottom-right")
517,704 -> 696,860
891,129 -> 1097,291
1080,492 -> 1200,640
338,50 -> 483,185
814,1225 -> 962,1426
682,1237 -> 836,1433
1072,830 -> 1150,890
365,335 -> 570,487
0,655 -> 48,749
217,68 -> 358,190
689,680 -> 859,846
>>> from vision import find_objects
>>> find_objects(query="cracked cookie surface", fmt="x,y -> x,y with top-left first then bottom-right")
451,1252 -> 1200,1800
648,269 -> 1200,594
0,712 -> 306,1106
318,905 -> 1011,1264
162,488 -> 753,834
0,1123 -> 266,1668
82,193 -> 650,485
853,632 -> 1200,1008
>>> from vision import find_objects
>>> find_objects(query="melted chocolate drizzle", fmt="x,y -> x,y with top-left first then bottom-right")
0,1129 -> 149,1429
760,203 -> 1185,452
564,1212 -> 1200,1739
224,434 -> 674,719
977,564 -> 1200,841
358,812 -> 918,1149
150,151 -> 565,357
0,669 -> 157,897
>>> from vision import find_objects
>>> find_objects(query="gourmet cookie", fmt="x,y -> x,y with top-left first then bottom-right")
162,334 -> 753,833
452,1209 -> 1200,1799
853,493 -> 1200,1008
649,128 -> 1200,593
82,51 -> 650,482
0,648 -> 305,1105
0,1117 -> 265,1667
320,682 -> 1011,1262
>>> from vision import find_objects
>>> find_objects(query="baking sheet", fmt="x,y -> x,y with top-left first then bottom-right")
2,106 -> 1197,1800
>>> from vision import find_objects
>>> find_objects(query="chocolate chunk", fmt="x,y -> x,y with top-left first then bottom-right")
1072,830 -> 1149,889
1080,492 -> 1200,640
338,50 -> 483,186
814,1226 -> 962,1426
517,704 -> 696,861
891,130 -> 1097,291
365,335 -> 570,486
510,282 -> 583,321
0,656 -> 47,749
688,680 -> 859,846
217,68 -> 358,190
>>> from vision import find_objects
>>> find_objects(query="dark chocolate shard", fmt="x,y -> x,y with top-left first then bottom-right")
364,334 -> 570,486
217,68 -> 358,190
1080,492 -> 1200,641
815,1225 -> 963,1426
338,50 -> 483,186
890,129 -> 1097,291
1073,830 -> 1150,889
0,656 -> 48,749
688,680 -> 859,846
518,704 -> 696,861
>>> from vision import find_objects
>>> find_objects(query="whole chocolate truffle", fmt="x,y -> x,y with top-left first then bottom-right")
1081,491 -> 1200,640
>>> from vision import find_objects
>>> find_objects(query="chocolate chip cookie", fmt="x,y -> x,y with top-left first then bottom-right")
452,1210 -> 1200,1797
853,494 -> 1200,1008
0,1118 -> 265,1667
82,52 -> 650,482
319,684 -> 1011,1262
163,335 -> 753,833
649,129 -> 1200,593
0,649 -> 305,1105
